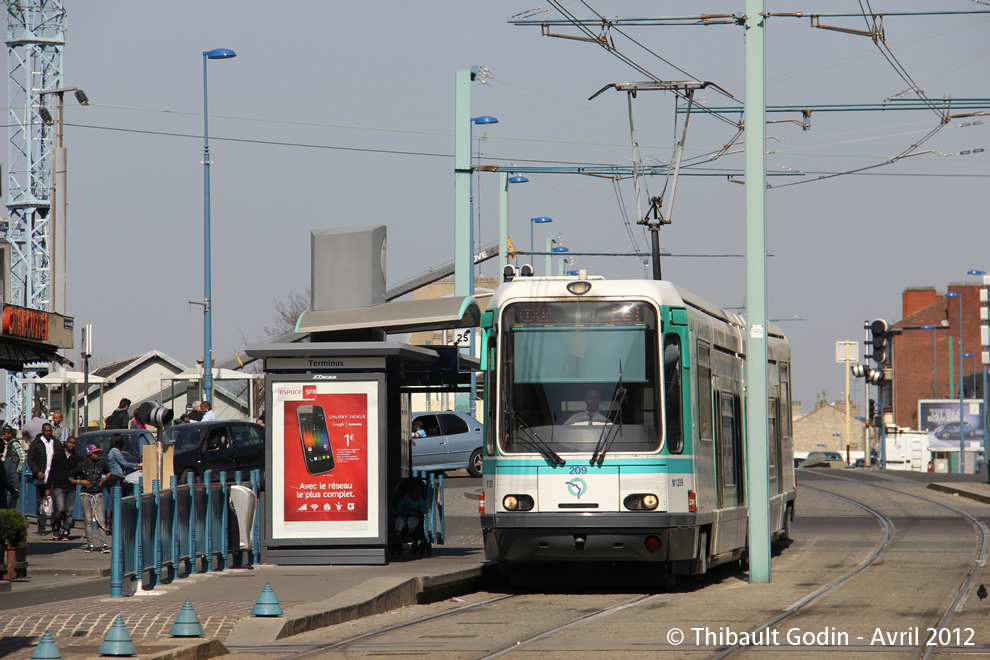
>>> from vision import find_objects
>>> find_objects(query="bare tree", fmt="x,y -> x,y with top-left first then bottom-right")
264,288 -> 310,339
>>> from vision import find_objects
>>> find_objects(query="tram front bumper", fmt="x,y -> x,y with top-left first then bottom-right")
481,512 -> 707,563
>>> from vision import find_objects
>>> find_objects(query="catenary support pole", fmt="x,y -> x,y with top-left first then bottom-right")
744,0 -> 771,584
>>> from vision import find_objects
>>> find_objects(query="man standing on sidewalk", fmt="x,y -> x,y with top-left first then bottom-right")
50,435 -> 83,540
51,409 -> 70,444
26,422 -> 59,536
70,444 -> 109,553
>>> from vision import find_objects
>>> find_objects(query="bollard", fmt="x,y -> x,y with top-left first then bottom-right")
30,632 -> 62,660
251,583 -> 284,617
98,615 -> 137,656
169,600 -> 205,637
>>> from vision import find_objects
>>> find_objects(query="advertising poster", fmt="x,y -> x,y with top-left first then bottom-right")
270,378 -> 381,540
918,399 -> 985,450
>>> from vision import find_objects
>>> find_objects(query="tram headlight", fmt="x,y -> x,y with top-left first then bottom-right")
623,493 -> 660,511
502,494 -> 534,511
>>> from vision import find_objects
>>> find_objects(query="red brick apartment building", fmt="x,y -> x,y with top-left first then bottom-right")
889,283 -> 985,429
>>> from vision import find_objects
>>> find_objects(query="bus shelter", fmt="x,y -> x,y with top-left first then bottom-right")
245,295 -> 482,565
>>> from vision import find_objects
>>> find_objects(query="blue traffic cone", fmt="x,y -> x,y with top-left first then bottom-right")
169,600 -> 205,637
251,583 -> 284,617
30,632 -> 62,660
98,615 -> 137,657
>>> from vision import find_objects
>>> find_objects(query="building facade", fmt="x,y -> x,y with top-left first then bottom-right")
890,283 -> 984,429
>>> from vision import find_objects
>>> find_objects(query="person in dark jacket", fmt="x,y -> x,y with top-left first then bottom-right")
49,435 -> 83,540
26,422 -> 60,535
0,433 -> 19,509
104,399 -> 131,430
70,444 -> 109,553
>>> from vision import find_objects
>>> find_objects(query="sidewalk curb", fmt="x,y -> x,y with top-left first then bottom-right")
146,638 -> 228,660
928,482 -> 990,505
226,563 -> 493,646
29,567 -> 112,577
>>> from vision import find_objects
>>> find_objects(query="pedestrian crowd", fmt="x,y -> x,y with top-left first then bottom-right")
1,399 -> 149,553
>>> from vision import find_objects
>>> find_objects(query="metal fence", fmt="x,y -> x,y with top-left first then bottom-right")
110,470 -> 262,597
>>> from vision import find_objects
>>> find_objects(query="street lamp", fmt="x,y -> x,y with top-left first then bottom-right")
921,324 -> 940,397
530,217 -> 552,267
499,173 -> 528,282
947,291 -> 965,471
549,244 -> 569,277
38,87 -> 88,317
202,47 -> 236,407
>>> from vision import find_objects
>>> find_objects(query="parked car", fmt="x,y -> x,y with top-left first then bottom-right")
411,411 -> 483,477
799,451 -> 846,468
932,421 -> 978,440
162,421 -> 265,483
75,428 -> 156,462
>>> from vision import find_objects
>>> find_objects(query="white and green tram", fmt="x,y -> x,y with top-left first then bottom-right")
479,274 -> 795,575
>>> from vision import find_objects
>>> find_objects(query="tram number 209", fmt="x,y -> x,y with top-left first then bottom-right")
569,467 -> 588,475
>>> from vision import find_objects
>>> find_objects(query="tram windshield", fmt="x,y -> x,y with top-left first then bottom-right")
499,300 -> 661,455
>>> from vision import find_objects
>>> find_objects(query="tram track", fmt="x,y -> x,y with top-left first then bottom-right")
717,472 -> 989,659
226,473 -> 988,659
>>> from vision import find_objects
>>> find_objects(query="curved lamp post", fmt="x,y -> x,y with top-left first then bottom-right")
499,174 -> 528,281
921,324 -> 940,397
530,217 -> 552,267
202,47 -> 236,407
947,291 -> 966,471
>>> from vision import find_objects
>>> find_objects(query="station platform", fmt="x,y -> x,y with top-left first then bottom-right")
1,477 -> 986,659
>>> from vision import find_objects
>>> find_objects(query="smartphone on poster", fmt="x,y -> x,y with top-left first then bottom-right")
296,405 -> 335,474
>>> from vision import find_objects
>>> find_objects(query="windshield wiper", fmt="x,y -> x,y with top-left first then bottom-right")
511,411 -> 565,468
590,364 -> 628,467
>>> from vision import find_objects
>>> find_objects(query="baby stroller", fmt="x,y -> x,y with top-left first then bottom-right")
388,476 -> 431,555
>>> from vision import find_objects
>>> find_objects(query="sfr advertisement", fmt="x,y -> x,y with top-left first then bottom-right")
270,378 -> 381,539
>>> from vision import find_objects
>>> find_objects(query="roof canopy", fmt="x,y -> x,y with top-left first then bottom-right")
295,296 -> 483,336
24,370 -> 115,385
169,368 -> 262,382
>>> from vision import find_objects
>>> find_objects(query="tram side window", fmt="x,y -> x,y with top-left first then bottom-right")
664,334 -> 684,453
697,342 -> 713,442
768,398 -> 779,481
779,363 -> 791,439
720,393 -> 736,488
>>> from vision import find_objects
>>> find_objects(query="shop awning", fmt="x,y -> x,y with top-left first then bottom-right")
0,339 -> 71,371
295,296 -> 483,336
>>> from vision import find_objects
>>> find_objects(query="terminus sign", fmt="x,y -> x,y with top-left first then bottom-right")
0,304 -> 74,348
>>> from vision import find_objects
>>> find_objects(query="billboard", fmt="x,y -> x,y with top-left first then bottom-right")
267,374 -> 385,543
917,399 -> 985,451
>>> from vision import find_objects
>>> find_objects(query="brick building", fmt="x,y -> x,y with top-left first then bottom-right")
889,283 -> 984,429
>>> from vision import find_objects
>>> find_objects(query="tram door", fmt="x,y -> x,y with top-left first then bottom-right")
715,390 -> 742,507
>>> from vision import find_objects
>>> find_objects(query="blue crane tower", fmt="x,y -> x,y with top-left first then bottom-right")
4,2 -> 67,424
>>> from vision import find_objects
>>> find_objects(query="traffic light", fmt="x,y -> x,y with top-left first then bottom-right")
851,364 -> 884,383
869,398 -> 877,425
869,319 -> 890,363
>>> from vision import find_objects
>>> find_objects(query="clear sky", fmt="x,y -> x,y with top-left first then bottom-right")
14,1 -> 989,414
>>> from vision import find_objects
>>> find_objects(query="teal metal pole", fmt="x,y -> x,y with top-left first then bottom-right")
744,0 -> 771,584
454,69 -> 473,300
499,172 -> 509,282
454,69 -> 474,412
545,237 -> 552,277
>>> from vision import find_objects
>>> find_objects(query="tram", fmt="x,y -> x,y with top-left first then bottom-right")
478,271 -> 796,575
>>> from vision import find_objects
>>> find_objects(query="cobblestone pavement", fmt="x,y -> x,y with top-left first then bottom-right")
0,598 -> 303,659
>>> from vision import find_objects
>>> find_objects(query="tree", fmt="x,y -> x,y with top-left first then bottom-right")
264,288 -> 310,339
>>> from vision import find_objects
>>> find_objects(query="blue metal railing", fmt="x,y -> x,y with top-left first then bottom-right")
108,469 -> 261,597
